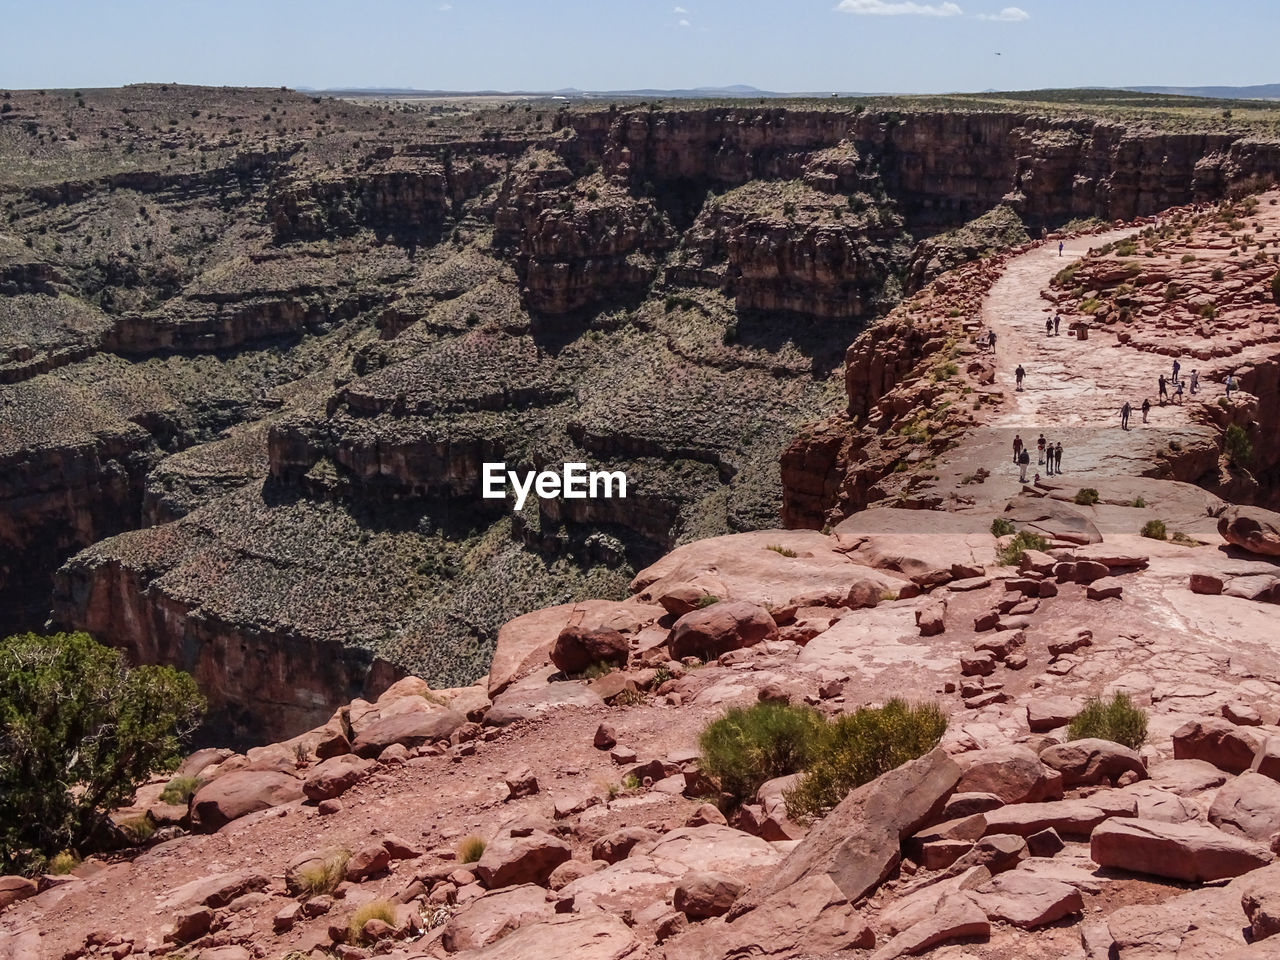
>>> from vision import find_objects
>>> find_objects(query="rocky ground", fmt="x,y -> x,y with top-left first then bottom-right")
9,87 -> 1280,745
5,194 -> 1280,958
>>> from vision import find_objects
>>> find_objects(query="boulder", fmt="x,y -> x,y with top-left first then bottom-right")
1039,738 -> 1147,788
166,871 -> 270,909
1209,772 -> 1280,841
1122,783 -> 1202,824
1219,505 -> 1280,557
346,842 -> 391,882
1240,864 -> 1280,941
971,873 -> 1083,929
504,766 -> 539,800
1003,497 -> 1102,545
550,626 -> 629,675
440,884 -> 555,952
674,871 -> 745,919
955,744 -> 1062,804
981,793 -> 1137,838
447,913 -> 636,960
0,876 -> 37,911
942,792 -> 1005,820
593,723 -> 617,750
485,682 -> 606,727
1091,817 -> 1273,882
350,702 -> 466,757
869,892 -> 989,960
167,906 -> 214,944
669,601 -> 777,661
1173,717 -> 1266,774
189,771 -> 303,832
735,747 -> 960,909
1149,758 -> 1231,795
915,599 -> 946,637
285,848 -> 350,896
302,754 -> 374,803
700,874 -> 874,959
1255,737 -> 1280,780
1026,696 -> 1082,732
1086,577 -> 1124,600
592,827 -> 659,865
475,831 -> 572,889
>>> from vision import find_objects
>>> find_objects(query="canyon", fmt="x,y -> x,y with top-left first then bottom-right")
4,86 -> 1280,745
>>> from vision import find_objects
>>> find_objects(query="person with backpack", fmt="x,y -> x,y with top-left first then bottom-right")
1045,439 -> 1055,476
1015,365 -> 1026,391
1012,433 -> 1024,464
1142,398 -> 1151,423
1121,401 -> 1132,430
1172,359 -> 1181,385
1037,433 -> 1047,464
1054,441 -> 1064,473
1158,374 -> 1168,404
1018,447 -> 1031,482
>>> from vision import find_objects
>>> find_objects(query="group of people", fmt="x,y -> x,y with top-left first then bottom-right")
1121,359 -> 1242,428
1012,433 -> 1063,482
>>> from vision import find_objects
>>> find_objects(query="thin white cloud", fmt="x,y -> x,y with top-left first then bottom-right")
836,0 -> 962,15
674,5 -> 688,12
678,17 -> 691,26
438,2 -> 452,9
978,5 -> 1029,20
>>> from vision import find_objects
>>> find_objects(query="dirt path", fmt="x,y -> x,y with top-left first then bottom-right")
931,232 -> 1216,504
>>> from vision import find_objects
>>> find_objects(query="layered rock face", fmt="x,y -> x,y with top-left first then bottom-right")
8,87 -> 1280,744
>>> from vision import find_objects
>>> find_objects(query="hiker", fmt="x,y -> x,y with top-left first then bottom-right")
1018,447 -> 1031,482
1121,401 -> 1132,430
1225,372 -> 1236,399
1012,433 -> 1024,464
1158,374 -> 1168,404
1045,316 -> 1053,336
1058,240 -> 1064,257
1054,313 -> 1061,336
1045,440 -> 1055,476
1142,398 -> 1151,423
989,330 -> 998,351
1054,441 -> 1063,473
1037,433 -> 1047,464
1015,364 -> 1026,391
1172,359 -> 1181,384
1190,369 -> 1199,394
1175,379 -> 1185,404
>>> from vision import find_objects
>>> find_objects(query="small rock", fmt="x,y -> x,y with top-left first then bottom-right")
593,723 -> 618,750
673,871 -> 745,919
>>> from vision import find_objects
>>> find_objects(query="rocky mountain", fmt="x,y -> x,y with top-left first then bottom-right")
5,86 -> 1280,745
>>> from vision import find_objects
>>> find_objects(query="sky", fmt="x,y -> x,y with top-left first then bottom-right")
3,0 -> 1279,95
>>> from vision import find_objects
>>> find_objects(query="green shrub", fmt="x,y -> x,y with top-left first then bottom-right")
1271,270 -> 1280,305
699,703 -> 826,805
0,632 -> 205,874
457,835 -> 486,864
159,775 -> 202,806
766,544 -> 798,558
997,531 -> 1049,566
1141,519 -> 1167,540
785,699 -> 947,822
990,517 -> 1015,537
348,899 -> 396,944
1131,497 -> 1146,508
1067,693 -> 1148,748
1225,424 -> 1253,467
116,814 -> 155,845
1212,267 -> 1225,281
695,595 -> 721,609
1074,488 -> 1100,506
47,851 -> 79,875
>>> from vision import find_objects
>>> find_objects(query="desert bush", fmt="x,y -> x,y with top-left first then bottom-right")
1225,424 -> 1253,467
997,531 -> 1049,566
1271,270 -> 1280,305
695,595 -> 721,609
785,699 -> 947,822
766,544 -> 798,558
456,835 -> 486,864
47,851 -> 79,875
296,850 -> 350,899
116,814 -> 156,845
0,632 -> 205,874
1074,488 -> 1100,506
348,899 -> 396,945
1141,519 -> 1168,540
1067,693 -> 1148,748
159,775 -> 202,806
699,703 -> 826,805
990,517 -> 1015,536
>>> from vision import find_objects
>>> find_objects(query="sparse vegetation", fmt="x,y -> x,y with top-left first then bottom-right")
158,775 -> 202,806
997,530 -> 1049,566
47,851 -> 79,875
1067,693 -> 1148,749
456,835 -> 486,864
695,595 -> 721,609
1074,488 -> 1100,506
348,899 -> 397,945
296,850 -> 350,898
1132,497 -> 1146,508
1141,519 -> 1168,540
1225,423 -> 1253,467
990,517 -> 1015,537
1171,531 -> 1199,546
0,632 -> 205,874
699,702 -> 827,805
785,699 -> 947,822
766,544 -> 798,558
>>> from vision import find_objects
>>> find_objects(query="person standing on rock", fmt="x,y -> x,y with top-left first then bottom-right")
1172,359 -> 1181,385
1059,240 -> 1064,257
1045,316 -> 1053,337
1226,372 -> 1236,399
1175,379 -> 1185,404
1044,440 -> 1055,476
1037,433 -> 1047,464
1018,447 -> 1031,482
1121,401 -> 1132,430
1158,374 -> 1168,404
989,330 -> 997,351
1054,441 -> 1063,473
1142,398 -> 1151,423
1190,369 -> 1199,395
1015,365 -> 1026,391
1013,433 -> 1024,464
1054,313 -> 1061,336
